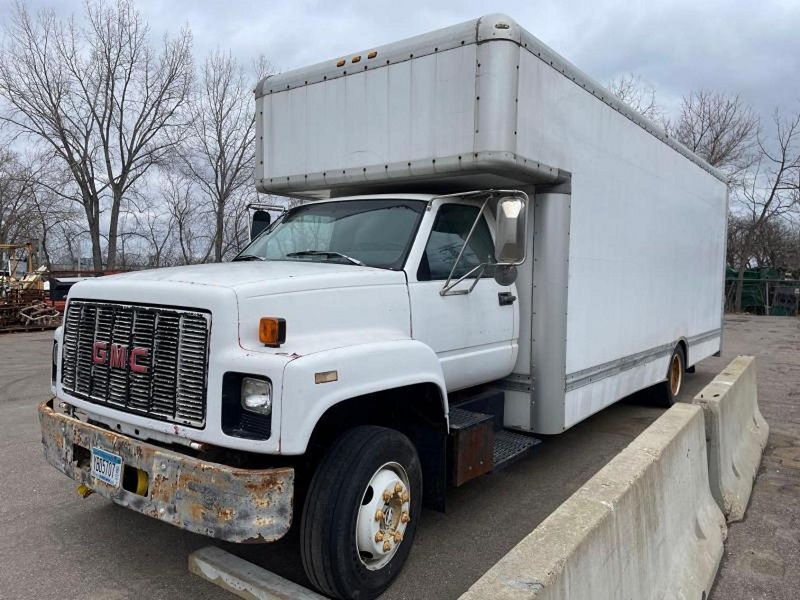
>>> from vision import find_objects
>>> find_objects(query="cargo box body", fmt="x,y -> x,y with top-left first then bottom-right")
255,14 -> 728,434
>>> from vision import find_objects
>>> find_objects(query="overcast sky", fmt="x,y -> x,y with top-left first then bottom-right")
6,0 -> 800,122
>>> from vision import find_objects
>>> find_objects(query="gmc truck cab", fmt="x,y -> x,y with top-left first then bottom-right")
41,191 -> 530,599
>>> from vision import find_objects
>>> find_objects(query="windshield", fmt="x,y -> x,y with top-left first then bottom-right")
238,199 -> 426,270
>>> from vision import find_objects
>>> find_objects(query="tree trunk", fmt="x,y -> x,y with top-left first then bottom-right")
215,196 -> 225,262
84,201 -> 104,271
40,230 -> 52,270
106,188 -> 123,269
90,226 -> 103,271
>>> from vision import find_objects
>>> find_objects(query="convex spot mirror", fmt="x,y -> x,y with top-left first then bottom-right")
251,210 -> 272,240
494,265 -> 518,286
494,195 -> 527,264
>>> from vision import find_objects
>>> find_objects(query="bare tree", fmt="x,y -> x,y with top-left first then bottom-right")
728,109 -> 800,310
0,149 -> 37,249
179,51 -> 271,262
32,198 -> 83,270
670,90 -> 759,177
222,188 -> 258,259
0,0 -> 193,269
28,162 -> 84,269
607,73 -> 665,123
127,187 -> 176,267
53,220 -> 91,270
160,170 -> 214,264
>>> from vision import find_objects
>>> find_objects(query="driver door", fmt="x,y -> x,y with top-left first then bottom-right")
408,202 -> 517,391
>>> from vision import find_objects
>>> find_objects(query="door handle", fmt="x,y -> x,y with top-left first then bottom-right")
498,292 -> 517,306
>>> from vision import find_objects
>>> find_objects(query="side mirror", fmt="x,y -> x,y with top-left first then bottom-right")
251,210 -> 272,240
494,195 -> 527,264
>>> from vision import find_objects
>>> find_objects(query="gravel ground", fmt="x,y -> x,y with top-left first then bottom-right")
0,315 -> 795,599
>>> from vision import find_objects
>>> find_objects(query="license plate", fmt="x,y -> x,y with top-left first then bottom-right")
91,447 -> 122,487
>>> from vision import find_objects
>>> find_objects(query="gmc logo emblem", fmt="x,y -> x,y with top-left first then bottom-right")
92,341 -> 149,374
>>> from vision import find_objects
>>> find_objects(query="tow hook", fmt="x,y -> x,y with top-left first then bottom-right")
76,484 -> 94,498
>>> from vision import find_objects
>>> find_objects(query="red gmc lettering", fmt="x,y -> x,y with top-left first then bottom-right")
92,341 -> 148,373
129,347 -> 149,374
109,344 -> 128,369
92,341 -> 108,365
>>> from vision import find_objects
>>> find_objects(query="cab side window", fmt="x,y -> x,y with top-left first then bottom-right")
418,204 -> 495,281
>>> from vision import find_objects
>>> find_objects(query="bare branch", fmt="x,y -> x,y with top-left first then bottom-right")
0,0 -> 193,268
175,49 -> 272,262
607,73 -> 666,124
670,90 -> 759,179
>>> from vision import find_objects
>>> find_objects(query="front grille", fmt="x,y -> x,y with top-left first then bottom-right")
61,300 -> 211,428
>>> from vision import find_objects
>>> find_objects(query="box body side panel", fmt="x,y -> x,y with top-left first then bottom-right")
515,50 -> 726,430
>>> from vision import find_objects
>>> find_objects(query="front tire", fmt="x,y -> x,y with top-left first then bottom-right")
300,426 -> 422,600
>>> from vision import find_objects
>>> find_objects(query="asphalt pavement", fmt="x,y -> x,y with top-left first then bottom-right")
0,316 -> 796,599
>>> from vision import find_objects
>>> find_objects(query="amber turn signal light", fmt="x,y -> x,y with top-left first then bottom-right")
259,317 -> 287,347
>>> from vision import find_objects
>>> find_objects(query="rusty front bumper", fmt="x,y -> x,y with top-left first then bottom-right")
38,399 -> 294,543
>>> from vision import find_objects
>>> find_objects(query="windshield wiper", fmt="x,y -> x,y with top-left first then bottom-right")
286,250 -> 365,266
232,254 -> 265,262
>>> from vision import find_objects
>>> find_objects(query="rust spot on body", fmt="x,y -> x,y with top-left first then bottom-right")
38,398 -> 294,543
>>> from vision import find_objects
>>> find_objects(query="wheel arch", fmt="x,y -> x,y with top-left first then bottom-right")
303,380 -> 450,512
279,339 -> 448,455
675,337 -> 689,368
306,381 -> 448,451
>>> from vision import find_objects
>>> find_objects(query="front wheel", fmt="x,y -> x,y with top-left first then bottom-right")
300,426 -> 422,600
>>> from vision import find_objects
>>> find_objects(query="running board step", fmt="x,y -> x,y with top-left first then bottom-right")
448,408 -> 495,486
448,407 -> 540,486
493,430 -> 540,471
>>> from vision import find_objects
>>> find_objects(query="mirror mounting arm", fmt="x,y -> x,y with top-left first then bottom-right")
437,189 -> 529,297
440,263 -> 488,296
440,195 -> 492,296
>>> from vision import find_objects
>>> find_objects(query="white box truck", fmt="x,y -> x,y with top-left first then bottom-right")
40,14 -> 727,599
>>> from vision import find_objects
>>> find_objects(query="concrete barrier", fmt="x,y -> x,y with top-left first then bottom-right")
460,403 -> 726,600
693,355 -> 769,522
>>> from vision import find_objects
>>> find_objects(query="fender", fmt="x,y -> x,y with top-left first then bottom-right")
279,339 -> 448,455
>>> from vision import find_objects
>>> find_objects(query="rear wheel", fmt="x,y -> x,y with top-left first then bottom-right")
655,346 -> 685,406
300,426 -> 422,600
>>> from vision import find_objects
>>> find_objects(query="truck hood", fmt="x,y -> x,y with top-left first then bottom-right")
95,261 -> 405,296
67,261 -> 412,357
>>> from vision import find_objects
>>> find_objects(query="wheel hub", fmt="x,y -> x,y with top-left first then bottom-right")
381,505 -> 395,529
356,462 -> 411,570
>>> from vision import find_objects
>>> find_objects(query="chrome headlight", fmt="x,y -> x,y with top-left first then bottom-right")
241,377 -> 272,415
